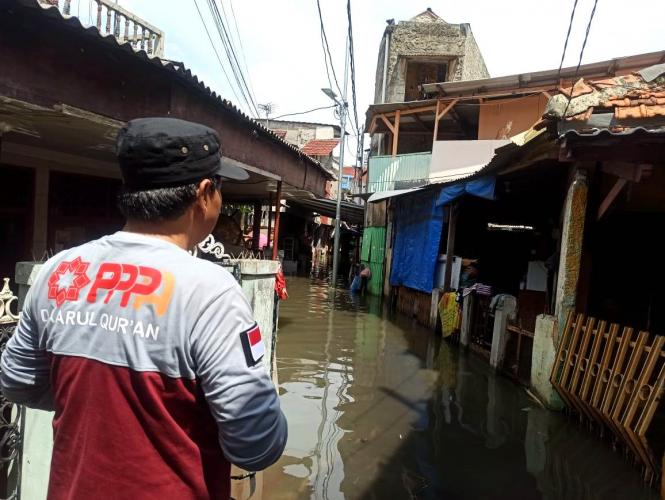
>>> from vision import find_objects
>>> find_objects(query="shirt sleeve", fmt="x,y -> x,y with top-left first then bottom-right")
0,287 -> 54,411
189,283 -> 287,471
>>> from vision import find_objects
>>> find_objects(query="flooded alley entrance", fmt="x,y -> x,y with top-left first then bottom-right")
265,277 -> 658,500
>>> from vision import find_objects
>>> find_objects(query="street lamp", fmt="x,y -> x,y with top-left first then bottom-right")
321,88 -> 338,102
321,36 -> 349,291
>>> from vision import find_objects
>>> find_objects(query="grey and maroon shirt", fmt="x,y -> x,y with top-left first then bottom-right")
1,231 -> 287,500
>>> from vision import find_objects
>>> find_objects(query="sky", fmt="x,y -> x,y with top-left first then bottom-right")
68,0 -> 665,164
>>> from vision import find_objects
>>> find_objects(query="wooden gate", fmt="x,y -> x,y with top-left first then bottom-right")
551,312 -> 665,483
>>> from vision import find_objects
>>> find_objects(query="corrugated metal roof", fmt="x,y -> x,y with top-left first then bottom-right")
421,50 -> 665,98
561,126 -> 665,140
289,197 -> 364,225
9,0 -> 333,179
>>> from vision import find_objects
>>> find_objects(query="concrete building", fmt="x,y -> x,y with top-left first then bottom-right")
268,119 -> 341,150
374,8 -> 489,106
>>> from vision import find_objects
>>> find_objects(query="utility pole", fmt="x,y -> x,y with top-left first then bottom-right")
324,35 -> 350,290
258,102 -> 274,129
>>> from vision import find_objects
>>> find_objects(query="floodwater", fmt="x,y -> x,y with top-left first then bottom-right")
264,277 -> 659,500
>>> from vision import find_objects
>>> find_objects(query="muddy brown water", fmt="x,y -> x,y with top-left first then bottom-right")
264,277 -> 658,500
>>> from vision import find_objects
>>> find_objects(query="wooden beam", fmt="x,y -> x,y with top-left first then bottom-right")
413,113 -> 431,132
443,202 -> 458,293
437,98 -> 459,122
368,115 -> 379,135
392,110 -> 400,157
252,200 -> 262,252
267,191 -> 273,249
432,99 -> 441,145
379,114 -> 395,135
597,178 -> 627,220
271,180 -> 283,260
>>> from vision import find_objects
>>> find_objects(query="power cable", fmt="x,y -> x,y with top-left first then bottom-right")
192,0 -> 246,108
557,0 -> 580,78
207,0 -> 259,117
272,105 -> 337,120
315,0 -> 342,96
346,0 -> 360,139
562,0 -> 600,119
223,0 -> 259,108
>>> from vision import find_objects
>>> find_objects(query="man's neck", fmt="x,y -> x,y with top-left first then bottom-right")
123,220 -> 193,251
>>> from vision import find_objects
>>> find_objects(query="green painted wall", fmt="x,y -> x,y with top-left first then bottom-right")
360,226 -> 386,296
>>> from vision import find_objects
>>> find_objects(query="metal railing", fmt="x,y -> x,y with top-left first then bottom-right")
367,152 -> 432,193
0,279 -> 21,500
42,0 -> 165,57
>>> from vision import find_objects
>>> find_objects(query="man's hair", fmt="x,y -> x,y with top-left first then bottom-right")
117,176 -> 222,222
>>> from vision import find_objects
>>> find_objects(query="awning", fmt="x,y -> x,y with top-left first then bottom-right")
289,196 -> 365,225
430,139 -> 509,181
367,187 -> 426,203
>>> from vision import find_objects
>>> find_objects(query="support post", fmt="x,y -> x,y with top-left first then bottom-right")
252,200 -> 262,252
460,293 -> 474,348
554,168 -> 589,340
443,202 -> 458,293
267,192 -> 273,250
391,110 -> 400,157
330,33 -> 350,289
489,296 -> 517,370
32,167 -> 50,260
271,181 -> 283,261
432,99 -> 441,146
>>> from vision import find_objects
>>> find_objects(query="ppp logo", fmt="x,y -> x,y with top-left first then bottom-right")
48,258 -> 174,316
86,263 -> 175,316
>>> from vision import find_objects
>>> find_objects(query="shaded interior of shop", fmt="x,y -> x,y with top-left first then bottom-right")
445,161 -> 568,379
0,166 -> 33,280
582,164 -> 665,336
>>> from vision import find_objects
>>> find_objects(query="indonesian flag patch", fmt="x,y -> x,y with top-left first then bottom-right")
240,323 -> 265,367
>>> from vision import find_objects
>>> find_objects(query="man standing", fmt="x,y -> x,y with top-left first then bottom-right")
1,118 -> 287,499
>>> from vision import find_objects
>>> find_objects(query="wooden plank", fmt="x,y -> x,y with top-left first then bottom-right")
568,316 -> 597,421
432,100 -> 441,146
392,110 -> 400,157
621,335 -> 664,472
379,114 -> 395,135
579,320 -> 609,424
437,98 -> 459,122
442,202 -> 458,293
600,327 -> 635,438
550,313 -> 581,411
271,181 -> 282,260
590,323 -> 620,415
610,331 -> 649,456
597,178 -> 627,220
636,361 -> 665,474
368,115 -> 379,135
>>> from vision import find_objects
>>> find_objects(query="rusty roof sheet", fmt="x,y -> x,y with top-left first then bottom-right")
545,66 -> 665,124
301,139 -> 340,156
11,0 -> 333,180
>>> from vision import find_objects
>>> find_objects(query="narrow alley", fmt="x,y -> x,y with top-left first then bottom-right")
265,278 -> 659,500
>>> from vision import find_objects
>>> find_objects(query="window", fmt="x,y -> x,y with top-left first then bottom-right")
405,61 -> 449,101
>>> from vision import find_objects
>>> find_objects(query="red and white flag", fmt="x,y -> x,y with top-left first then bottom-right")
241,324 -> 265,366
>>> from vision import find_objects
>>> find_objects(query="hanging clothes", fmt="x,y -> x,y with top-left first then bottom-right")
439,292 -> 460,338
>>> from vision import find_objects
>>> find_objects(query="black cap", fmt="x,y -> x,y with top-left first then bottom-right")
116,117 -> 249,189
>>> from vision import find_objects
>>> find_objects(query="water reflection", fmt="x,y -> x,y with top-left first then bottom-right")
265,277 -> 657,500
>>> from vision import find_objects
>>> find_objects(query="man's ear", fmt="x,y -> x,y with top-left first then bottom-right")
195,178 -> 214,210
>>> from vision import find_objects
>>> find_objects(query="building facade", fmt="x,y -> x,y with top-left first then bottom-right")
373,8 -> 489,106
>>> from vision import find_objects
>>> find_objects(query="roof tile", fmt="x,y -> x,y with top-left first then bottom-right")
301,139 -> 340,156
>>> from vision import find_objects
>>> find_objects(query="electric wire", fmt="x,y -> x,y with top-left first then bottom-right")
562,0 -> 600,119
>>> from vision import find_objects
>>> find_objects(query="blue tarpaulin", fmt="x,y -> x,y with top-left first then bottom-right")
390,189 -> 444,293
435,176 -> 496,207
389,177 -> 496,294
